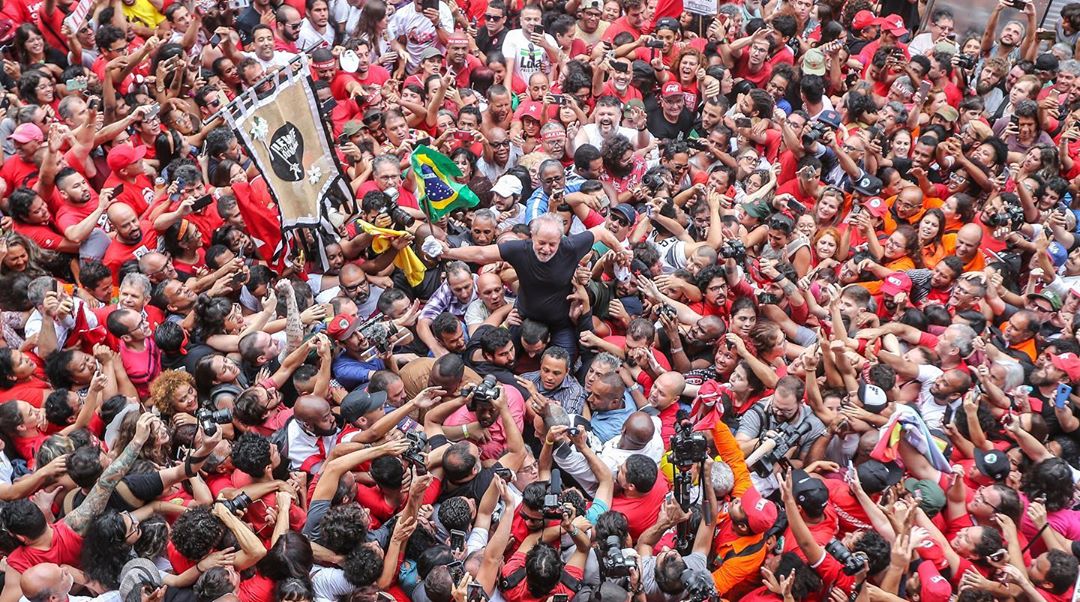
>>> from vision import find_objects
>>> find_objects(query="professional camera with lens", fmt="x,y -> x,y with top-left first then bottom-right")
542,493 -> 564,519
955,54 -> 976,69
462,375 -> 501,409
718,239 -> 746,263
657,303 -> 678,321
402,431 -> 428,473
197,408 -> 232,436
801,121 -> 832,147
747,420 -> 812,476
985,197 -> 1026,230
670,420 -> 708,468
825,539 -> 868,575
642,172 -> 666,193
380,198 -> 415,228
598,535 -> 633,580
682,569 -> 719,602
220,492 -> 252,515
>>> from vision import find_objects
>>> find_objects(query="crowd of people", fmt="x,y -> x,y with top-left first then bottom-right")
3,0 -> 1080,600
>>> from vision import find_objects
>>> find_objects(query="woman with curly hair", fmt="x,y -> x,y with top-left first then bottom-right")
191,290 -> 279,353
148,370 -> 198,423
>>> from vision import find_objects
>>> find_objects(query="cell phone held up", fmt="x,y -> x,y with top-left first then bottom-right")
1055,383 -> 1072,410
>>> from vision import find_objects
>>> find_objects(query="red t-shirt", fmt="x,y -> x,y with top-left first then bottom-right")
55,192 -> 108,235
103,173 -> 154,216
733,53 -> 772,88
500,552 -> 584,601
611,477 -> 670,540
355,181 -> 419,210
103,224 -> 160,280
13,221 -> 68,252
6,521 -> 84,573
602,16 -> 641,43
1,155 -> 38,193
0,378 -> 51,408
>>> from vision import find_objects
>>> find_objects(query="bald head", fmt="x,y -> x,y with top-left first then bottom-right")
648,372 -> 686,410
476,273 -> 502,290
107,202 -> 143,244
294,395 -> 330,422
22,563 -> 71,600
620,411 -> 656,449
955,223 -> 984,261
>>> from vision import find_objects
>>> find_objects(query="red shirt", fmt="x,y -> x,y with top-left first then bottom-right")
103,223 -> 160,280
355,181 -> 419,210
1,155 -> 38,193
103,173 -> 154,216
500,552 -> 584,601
355,484 -> 402,527
600,81 -> 642,104
13,221 -> 68,252
0,378 -> 51,408
733,53 -> 772,88
450,55 -> 484,88
602,16 -> 641,43
54,193 -> 107,235
611,476 -> 670,540
6,521 -> 84,573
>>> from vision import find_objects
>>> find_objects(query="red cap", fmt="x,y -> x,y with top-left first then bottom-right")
864,196 -> 888,217
741,486 -> 778,535
1051,352 -> 1080,382
325,313 -> 361,342
661,81 -> 683,97
852,10 -> 876,30
917,561 -> 952,600
874,14 -> 907,36
514,100 -> 544,121
107,144 -> 148,172
880,271 -> 912,296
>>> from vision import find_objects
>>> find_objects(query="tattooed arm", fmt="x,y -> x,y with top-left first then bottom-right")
277,280 -> 304,354
65,413 -> 154,535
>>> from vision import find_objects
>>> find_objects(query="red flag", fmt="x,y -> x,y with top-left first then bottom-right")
231,178 -> 287,271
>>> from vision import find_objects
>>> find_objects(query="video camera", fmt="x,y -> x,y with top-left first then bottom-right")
462,375 -> 501,410
744,420 -> 812,477
670,418 -> 708,469
359,319 -> 413,362
197,407 -> 232,436
598,535 -> 633,581
825,539 -> 868,575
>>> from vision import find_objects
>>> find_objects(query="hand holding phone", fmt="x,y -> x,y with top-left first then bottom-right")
1055,383 -> 1072,409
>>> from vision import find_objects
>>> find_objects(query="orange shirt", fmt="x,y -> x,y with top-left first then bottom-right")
711,420 -> 752,498
712,516 -> 768,597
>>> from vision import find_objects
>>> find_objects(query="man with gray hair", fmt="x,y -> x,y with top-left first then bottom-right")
25,275 -> 101,355
980,0 -> 1036,64
439,212 -> 625,362
452,209 -> 499,247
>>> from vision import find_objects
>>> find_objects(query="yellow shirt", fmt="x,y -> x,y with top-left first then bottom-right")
123,0 -> 165,29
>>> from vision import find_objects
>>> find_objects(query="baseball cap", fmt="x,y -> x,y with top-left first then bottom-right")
341,389 -> 388,424
741,486 -> 779,534
118,559 -> 163,602
419,46 -> 443,62
656,16 -> 681,32
326,313 -> 362,342
864,196 -> 888,217
107,143 -> 148,172
580,0 -> 602,10
974,449 -> 1010,482
342,121 -> 364,137
875,14 -> 907,36
851,9 -> 877,30
9,123 -> 43,145
881,271 -> 913,296
801,48 -> 827,76
792,469 -> 830,514
1036,53 -> 1060,72
853,174 -> 883,196
1047,241 -> 1069,268
611,203 -> 637,226
1028,289 -> 1063,311
934,105 -> 959,122
492,174 -> 523,197
1051,352 -> 1080,382
904,478 -> 947,515
742,199 -> 772,219
661,81 -> 683,97
858,383 -> 888,413
515,100 -> 544,122
918,561 -> 953,600
817,110 -> 842,129
856,459 -> 903,494
339,49 -> 360,73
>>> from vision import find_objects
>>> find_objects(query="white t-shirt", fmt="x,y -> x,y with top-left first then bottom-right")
578,123 -> 650,150
500,28 -> 557,82
245,50 -> 298,71
915,364 -> 958,430
298,19 -> 335,52
388,2 -> 453,72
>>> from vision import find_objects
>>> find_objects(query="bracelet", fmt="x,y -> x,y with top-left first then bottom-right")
771,273 -> 785,283
670,346 -> 683,354
461,423 -> 469,439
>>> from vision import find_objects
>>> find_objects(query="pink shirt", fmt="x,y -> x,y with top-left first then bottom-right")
444,385 -> 526,460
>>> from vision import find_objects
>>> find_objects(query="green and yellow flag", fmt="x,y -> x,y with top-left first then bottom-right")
410,145 -> 480,222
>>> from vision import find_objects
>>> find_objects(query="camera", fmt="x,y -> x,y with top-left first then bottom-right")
359,320 -> 412,361
542,493 -> 564,519
682,569 -> 720,602
745,420 -> 812,476
598,535 -> 633,580
718,239 -> 746,264
658,303 -> 678,321
644,39 -> 666,49
758,292 -> 782,305
670,419 -> 708,468
985,197 -> 1026,230
825,539 -> 868,575
642,172 -> 666,193
686,138 -> 708,151
403,431 -> 428,474
196,407 -> 232,436
801,120 -> 831,147
219,492 -> 252,515
955,54 -> 976,69
380,198 -> 415,228
462,375 -> 501,409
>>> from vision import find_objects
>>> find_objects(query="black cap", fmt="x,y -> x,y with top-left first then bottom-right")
817,110 -> 842,129
856,460 -> 903,494
975,449 -> 1010,482
854,174 -> 883,196
792,469 -> 830,514
655,16 -> 681,31
1036,53 -> 1060,72
341,389 -> 387,424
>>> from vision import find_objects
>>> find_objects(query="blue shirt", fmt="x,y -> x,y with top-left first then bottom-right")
332,354 -> 384,390
590,391 -> 637,444
524,181 -> 583,224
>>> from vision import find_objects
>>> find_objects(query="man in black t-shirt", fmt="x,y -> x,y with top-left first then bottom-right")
646,82 -> 695,140
438,213 -> 627,360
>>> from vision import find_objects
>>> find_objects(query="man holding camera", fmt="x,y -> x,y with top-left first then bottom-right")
735,376 -> 828,488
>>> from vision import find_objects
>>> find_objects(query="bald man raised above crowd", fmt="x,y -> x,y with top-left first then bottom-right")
20,563 -> 76,602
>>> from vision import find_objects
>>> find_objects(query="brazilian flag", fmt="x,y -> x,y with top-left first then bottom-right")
411,145 -> 480,222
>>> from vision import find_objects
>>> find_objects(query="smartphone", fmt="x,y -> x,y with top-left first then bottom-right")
735,117 -> 752,128
786,197 -> 807,215
466,583 -> 487,602
447,560 -> 464,584
422,0 -> 438,11
453,131 -> 473,141
113,183 -> 124,197
1011,113 -> 1020,127
191,194 -> 214,211
376,593 -> 395,602
144,103 -> 160,121
337,133 -> 350,145
65,78 -> 86,92
553,596 -> 569,602
917,79 -> 932,98
611,61 -> 628,73
1055,383 -> 1072,409
450,529 -> 467,552
549,94 -> 566,105
493,466 -> 513,480
0,97 -> 9,111
1038,29 -> 1057,41
209,33 -> 222,47
169,177 -> 185,202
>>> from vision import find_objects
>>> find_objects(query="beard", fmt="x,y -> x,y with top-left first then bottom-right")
312,424 -> 339,437
123,229 -> 144,245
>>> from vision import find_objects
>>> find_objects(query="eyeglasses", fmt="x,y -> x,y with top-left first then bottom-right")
541,175 -> 563,184
341,280 -> 369,292
121,512 -> 141,539
491,140 -> 511,147
484,12 -> 504,19
286,21 -> 302,29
